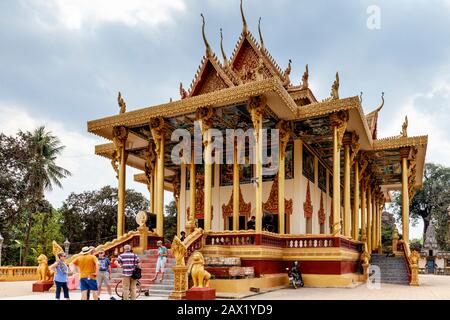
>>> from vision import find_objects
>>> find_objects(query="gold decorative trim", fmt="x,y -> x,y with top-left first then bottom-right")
373,135 -> 428,150
87,78 -> 297,138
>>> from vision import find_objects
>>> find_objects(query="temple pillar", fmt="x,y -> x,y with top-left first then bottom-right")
360,177 -> 367,242
113,126 -> 128,238
248,96 -> 266,232
173,170 -> 181,237
151,117 -> 166,237
372,189 -> 377,252
352,161 -> 360,240
187,148 -> 196,234
197,106 -> 214,232
400,147 -> 410,243
277,120 -> 291,235
366,183 -> 372,253
343,133 -> 352,237
232,139 -> 239,231
330,111 -> 348,236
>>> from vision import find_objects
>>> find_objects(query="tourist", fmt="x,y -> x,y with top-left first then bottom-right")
116,244 -> 141,300
70,246 -> 99,300
151,240 -> 168,283
247,216 -> 256,230
49,252 -> 70,300
180,231 -> 186,241
97,250 -> 116,300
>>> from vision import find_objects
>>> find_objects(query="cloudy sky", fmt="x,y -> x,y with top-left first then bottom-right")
1,0 -> 450,239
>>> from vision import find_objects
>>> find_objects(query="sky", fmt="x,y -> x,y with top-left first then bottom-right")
1,0 -> 450,240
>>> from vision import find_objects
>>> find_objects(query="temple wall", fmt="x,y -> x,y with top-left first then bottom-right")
180,139 -> 335,235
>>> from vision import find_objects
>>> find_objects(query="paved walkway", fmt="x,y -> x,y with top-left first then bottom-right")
1,275 -> 449,300
244,275 -> 450,300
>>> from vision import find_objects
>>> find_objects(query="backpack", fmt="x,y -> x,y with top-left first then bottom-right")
131,254 -> 142,280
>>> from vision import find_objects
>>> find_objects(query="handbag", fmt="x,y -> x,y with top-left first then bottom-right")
131,254 -> 142,280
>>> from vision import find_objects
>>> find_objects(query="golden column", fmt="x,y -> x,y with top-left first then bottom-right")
342,133 -> 352,237
144,140 -> 156,215
197,106 -> 214,232
372,189 -> 377,251
150,117 -> 166,237
248,96 -> 266,232
232,138 -> 239,231
112,126 -> 128,238
187,148 -> 196,234
400,147 -> 410,243
173,170 -> 181,237
352,161 -> 360,240
276,120 -> 292,234
366,182 -> 372,253
360,176 -> 367,242
330,111 -> 348,236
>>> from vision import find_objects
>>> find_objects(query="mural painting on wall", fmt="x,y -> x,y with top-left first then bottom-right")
318,162 -> 326,192
302,147 -> 315,183
186,164 -> 214,190
263,140 -> 294,181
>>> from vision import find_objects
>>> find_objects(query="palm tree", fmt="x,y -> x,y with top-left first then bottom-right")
22,126 -> 71,265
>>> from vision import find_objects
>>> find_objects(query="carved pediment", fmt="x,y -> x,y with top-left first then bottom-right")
186,187 -> 213,219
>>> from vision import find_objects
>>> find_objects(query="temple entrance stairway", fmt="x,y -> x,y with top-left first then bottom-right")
370,254 -> 409,285
110,249 -> 175,298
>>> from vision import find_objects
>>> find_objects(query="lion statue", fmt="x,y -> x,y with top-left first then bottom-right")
37,254 -> 54,282
188,251 -> 211,288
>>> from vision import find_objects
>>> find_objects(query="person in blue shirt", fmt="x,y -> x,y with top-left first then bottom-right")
49,252 -> 70,300
97,250 -> 115,300
151,240 -> 168,283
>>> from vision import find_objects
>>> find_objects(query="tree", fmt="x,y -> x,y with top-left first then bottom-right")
60,186 -> 149,253
22,127 -> 71,265
164,200 -> 177,244
391,163 -> 450,248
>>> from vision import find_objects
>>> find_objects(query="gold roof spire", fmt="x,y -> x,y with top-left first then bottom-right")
258,17 -> 265,51
220,28 -> 229,67
375,91 -> 385,112
200,13 -> 212,57
240,0 -> 248,35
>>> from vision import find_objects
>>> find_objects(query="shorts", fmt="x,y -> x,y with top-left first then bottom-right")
97,271 -> 110,287
80,278 -> 98,291
156,257 -> 167,273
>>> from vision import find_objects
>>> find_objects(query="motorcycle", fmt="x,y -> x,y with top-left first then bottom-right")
286,262 -> 304,289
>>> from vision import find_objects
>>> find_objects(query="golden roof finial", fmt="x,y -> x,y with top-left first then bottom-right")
331,72 -> 339,100
375,91 -> 385,112
220,28 -> 228,67
240,0 -> 248,35
401,115 -> 408,137
301,64 -> 309,89
118,91 -> 126,114
200,13 -> 212,57
359,91 -> 363,104
258,17 -> 265,51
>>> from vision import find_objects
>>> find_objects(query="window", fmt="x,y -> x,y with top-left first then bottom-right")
318,162 -> 326,192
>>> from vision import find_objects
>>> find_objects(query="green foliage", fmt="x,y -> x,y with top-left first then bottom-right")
0,128 -> 70,265
164,200 -> 177,244
390,163 -> 450,248
60,186 -> 149,254
410,239 -> 423,252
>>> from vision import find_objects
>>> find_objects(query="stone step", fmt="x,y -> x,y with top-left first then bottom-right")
146,289 -> 172,296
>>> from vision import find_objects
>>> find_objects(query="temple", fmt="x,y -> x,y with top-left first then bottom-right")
87,1 -> 428,291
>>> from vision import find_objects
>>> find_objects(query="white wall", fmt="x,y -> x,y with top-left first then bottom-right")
180,139 -> 335,235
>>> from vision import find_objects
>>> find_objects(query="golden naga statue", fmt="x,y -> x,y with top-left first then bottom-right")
189,251 -> 211,288
171,236 -> 187,266
409,250 -> 420,265
37,254 -> 54,282
360,250 -> 370,265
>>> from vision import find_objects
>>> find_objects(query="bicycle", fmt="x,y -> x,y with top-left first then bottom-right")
115,279 -> 148,299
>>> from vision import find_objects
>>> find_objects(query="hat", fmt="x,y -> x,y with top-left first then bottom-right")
81,246 -> 93,255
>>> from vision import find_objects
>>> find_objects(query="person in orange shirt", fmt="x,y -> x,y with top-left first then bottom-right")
71,246 -> 100,300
